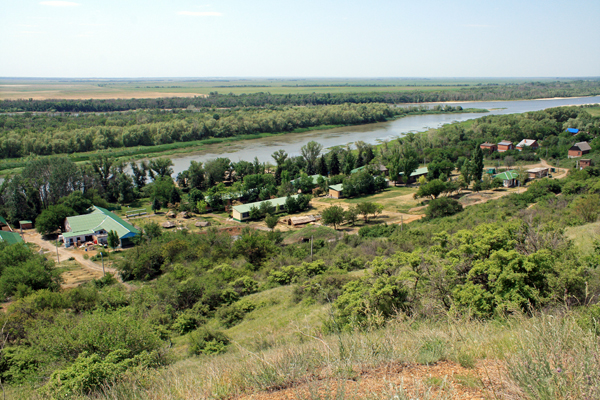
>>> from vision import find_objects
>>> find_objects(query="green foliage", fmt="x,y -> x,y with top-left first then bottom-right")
0,243 -> 60,297
415,179 -> 447,199
41,349 -> 162,397
188,328 -> 230,355
35,204 -> 75,235
426,197 -> 463,219
268,260 -> 328,285
107,230 -> 120,250
216,299 -> 256,328
322,205 -> 345,230
265,213 -> 279,230
232,230 -> 277,266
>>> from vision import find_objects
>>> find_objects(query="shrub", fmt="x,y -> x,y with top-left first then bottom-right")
426,197 -> 463,219
188,328 -> 230,355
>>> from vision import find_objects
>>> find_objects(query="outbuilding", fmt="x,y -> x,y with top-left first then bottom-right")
480,142 -> 497,152
497,141 -> 514,152
579,159 -> 592,169
527,167 -> 549,179
516,139 -> 539,151
329,184 -> 344,199
19,220 -> 33,230
231,195 -> 301,222
568,142 -> 591,158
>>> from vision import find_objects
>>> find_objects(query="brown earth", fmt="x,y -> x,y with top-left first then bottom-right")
238,360 -> 520,400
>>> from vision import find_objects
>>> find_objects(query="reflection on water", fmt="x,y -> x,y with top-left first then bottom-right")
167,96 -> 600,175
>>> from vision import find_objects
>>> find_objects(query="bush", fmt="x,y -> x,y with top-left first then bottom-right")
426,197 -> 463,219
216,299 -> 256,328
41,349 -> 162,397
188,328 -> 230,355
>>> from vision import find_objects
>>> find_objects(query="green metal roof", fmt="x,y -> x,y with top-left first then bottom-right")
19,220 -> 32,224
329,184 -> 343,191
350,166 -> 366,174
0,231 -> 24,245
290,174 -> 326,185
232,195 -> 299,214
399,167 -> 428,177
494,170 -> 519,180
66,206 -> 139,240
0,216 -> 7,226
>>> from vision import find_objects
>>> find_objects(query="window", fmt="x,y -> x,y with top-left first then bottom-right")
242,212 -> 249,218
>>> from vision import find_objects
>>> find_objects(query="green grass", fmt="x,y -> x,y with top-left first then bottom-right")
284,225 -> 339,244
565,221 -> 600,256
585,106 -> 600,116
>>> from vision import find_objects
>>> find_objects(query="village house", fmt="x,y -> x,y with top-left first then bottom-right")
328,184 -> 344,199
527,167 -> 549,179
516,139 -> 539,151
495,170 -> 519,188
231,195 -> 300,222
480,142 -> 497,153
61,206 -> 139,248
497,141 -> 514,152
398,166 -> 429,184
568,142 -> 592,158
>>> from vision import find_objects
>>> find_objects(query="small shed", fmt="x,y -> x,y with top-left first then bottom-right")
497,141 -> 514,152
19,220 -> 33,230
568,142 -> 591,158
527,167 -> 549,179
329,184 -> 344,199
480,142 -> 497,152
195,220 -> 211,228
162,221 -> 176,229
0,216 -> 10,231
579,159 -> 592,169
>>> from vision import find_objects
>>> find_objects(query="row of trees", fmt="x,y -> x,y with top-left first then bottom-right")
2,80 -> 598,112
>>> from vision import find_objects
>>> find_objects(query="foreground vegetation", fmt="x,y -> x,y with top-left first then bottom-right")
2,163 -> 600,398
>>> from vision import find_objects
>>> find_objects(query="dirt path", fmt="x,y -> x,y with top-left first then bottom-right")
238,360 -> 518,400
22,230 -> 119,277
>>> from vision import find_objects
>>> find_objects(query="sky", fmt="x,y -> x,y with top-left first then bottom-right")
1,0 -> 599,78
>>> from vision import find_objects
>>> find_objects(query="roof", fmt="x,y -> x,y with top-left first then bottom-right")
527,167 -> 549,173
495,170 -> 519,180
350,166 -> 366,174
290,174 -> 326,184
232,195 -> 300,214
573,141 -> 592,151
516,139 -> 537,148
567,128 -> 579,133
0,216 -> 7,226
19,220 -> 32,224
399,167 -> 429,177
480,142 -> 496,147
329,184 -> 343,192
0,231 -> 24,245
66,206 -> 139,240
498,141 -> 513,146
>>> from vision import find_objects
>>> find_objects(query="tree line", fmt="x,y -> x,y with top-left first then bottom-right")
1,80 -> 599,112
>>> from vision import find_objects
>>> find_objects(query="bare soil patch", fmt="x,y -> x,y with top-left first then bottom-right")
238,360 -> 518,400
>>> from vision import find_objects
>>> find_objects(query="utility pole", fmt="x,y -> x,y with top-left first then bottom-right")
101,251 -> 105,276
401,215 -> 404,232
55,241 -> 60,264
310,235 -> 313,262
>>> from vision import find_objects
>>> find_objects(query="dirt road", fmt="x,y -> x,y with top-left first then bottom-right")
22,230 -> 119,277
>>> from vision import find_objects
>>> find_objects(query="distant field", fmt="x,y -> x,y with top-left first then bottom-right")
0,77 -> 576,100
585,106 -> 600,116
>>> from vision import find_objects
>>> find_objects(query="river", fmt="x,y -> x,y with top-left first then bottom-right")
166,96 -> 600,176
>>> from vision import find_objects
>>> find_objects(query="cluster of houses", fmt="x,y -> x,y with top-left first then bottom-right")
480,139 -> 540,153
